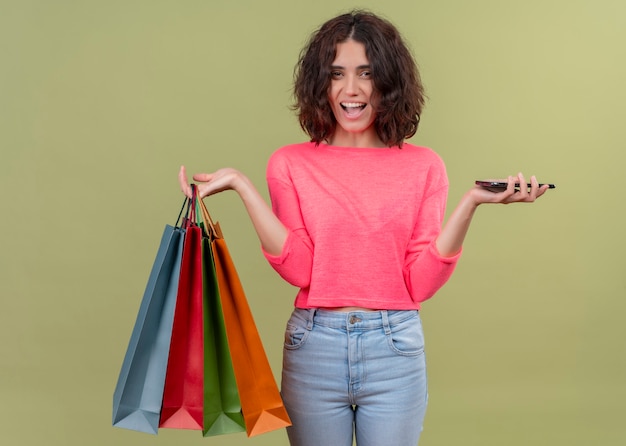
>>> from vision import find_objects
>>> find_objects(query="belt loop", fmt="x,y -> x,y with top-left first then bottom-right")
305,308 -> 316,331
381,310 -> 391,335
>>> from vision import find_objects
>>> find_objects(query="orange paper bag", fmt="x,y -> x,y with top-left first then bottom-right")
198,198 -> 291,437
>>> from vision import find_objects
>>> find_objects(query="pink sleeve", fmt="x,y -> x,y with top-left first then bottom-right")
403,170 -> 461,303
404,241 -> 461,303
263,175 -> 314,288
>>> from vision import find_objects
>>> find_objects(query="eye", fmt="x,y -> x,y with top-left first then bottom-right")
359,70 -> 372,78
330,70 -> 343,79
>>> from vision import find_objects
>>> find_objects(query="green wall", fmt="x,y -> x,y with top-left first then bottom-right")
1,0 -> 624,445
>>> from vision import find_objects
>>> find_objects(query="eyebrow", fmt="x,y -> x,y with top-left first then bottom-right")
330,64 -> 371,70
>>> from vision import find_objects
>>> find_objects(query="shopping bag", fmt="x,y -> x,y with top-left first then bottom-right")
201,234 -> 246,436
159,190 -> 205,430
198,198 -> 292,437
112,199 -> 188,434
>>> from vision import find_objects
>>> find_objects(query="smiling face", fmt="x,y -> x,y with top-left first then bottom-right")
327,39 -> 383,148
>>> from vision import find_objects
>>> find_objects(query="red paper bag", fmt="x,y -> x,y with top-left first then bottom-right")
159,193 -> 204,430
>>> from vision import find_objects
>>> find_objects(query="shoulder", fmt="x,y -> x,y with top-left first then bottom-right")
267,141 -> 316,177
399,143 -> 448,176
399,143 -> 449,190
269,141 -> 315,162
271,141 -> 316,156
400,143 -> 445,164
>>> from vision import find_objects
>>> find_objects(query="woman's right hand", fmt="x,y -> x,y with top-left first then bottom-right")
178,165 -> 246,199
178,165 -> 289,255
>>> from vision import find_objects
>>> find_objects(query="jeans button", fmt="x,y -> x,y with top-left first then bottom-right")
349,315 -> 361,324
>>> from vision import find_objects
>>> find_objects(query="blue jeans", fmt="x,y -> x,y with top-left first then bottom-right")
281,308 -> 428,446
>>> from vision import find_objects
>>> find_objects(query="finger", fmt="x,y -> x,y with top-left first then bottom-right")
178,165 -> 192,198
536,183 -> 550,198
517,172 -> 528,197
505,175 -> 517,196
192,173 -> 212,182
528,175 -> 540,200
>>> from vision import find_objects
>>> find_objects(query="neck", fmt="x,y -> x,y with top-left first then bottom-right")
327,128 -> 386,148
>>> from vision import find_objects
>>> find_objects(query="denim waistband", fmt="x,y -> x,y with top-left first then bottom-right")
293,307 -> 419,331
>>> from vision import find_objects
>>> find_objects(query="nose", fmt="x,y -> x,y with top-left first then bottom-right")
345,73 -> 358,95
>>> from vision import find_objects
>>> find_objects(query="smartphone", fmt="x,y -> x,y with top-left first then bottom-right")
475,180 -> 556,190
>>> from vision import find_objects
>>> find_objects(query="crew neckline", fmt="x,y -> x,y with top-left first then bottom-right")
315,141 -> 401,151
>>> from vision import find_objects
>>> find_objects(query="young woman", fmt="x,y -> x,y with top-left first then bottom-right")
179,10 -> 549,446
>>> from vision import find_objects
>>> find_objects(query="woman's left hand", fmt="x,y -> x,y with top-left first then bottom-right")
468,173 -> 550,206
435,172 -> 552,257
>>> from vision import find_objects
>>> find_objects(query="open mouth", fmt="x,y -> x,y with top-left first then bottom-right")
340,102 -> 367,116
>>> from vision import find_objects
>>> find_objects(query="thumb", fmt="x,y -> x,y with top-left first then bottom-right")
192,173 -> 212,182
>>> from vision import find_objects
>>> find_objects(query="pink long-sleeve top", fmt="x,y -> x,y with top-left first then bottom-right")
263,141 -> 461,310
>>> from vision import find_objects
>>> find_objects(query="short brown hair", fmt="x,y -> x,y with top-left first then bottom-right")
293,11 -> 425,147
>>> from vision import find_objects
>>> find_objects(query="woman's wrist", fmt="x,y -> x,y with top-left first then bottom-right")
461,189 -> 482,212
231,171 -> 255,200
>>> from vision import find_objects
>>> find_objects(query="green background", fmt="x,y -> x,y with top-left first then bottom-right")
1,0 -> 624,445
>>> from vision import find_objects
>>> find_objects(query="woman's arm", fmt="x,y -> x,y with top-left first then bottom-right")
179,165 -> 287,256
436,173 -> 550,257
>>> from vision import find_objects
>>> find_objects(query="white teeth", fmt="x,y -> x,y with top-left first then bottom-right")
341,102 -> 365,108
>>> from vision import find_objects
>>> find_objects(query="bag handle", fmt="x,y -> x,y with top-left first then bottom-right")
175,185 -> 198,229
175,194 -> 190,228
197,195 -> 223,240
